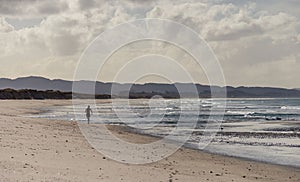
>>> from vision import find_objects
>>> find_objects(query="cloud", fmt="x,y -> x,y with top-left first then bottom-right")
0,17 -> 14,32
78,0 -> 96,10
0,0 -> 69,17
141,1 -> 300,87
124,0 -> 157,5
146,6 -> 164,17
145,2 -> 300,42
0,0 -> 299,88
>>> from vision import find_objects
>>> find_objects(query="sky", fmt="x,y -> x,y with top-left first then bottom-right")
0,0 -> 299,88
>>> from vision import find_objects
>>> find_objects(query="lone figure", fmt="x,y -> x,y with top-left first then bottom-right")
85,105 -> 92,124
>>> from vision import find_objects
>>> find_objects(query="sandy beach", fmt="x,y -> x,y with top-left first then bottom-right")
0,100 -> 299,182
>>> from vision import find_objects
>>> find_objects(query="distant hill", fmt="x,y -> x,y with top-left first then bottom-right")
0,76 -> 73,92
0,76 -> 300,98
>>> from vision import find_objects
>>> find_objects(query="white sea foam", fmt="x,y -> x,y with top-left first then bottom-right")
281,106 -> 300,110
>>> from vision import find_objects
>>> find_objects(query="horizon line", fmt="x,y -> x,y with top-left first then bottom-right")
0,75 -> 299,90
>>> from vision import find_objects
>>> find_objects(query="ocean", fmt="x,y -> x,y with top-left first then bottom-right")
29,98 -> 300,167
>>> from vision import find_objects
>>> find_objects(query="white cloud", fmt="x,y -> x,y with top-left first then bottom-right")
0,0 -> 299,88
0,17 -> 14,32
141,1 -> 300,87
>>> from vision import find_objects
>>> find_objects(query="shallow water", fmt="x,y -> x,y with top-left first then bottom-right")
28,98 -> 300,168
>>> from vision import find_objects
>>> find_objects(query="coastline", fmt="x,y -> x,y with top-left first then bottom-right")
112,124 -> 300,169
0,100 -> 299,181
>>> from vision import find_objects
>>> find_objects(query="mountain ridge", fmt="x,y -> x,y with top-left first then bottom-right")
0,76 -> 299,98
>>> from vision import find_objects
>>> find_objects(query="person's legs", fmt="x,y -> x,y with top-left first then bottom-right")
86,114 -> 90,124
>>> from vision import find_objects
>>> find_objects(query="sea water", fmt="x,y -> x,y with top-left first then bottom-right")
29,98 -> 300,167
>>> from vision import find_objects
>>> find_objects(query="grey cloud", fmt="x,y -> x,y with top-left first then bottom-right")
0,0 -> 29,15
208,0 -> 300,17
78,0 -> 95,10
124,0 -> 157,5
203,23 -> 263,41
47,33 -> 82,56
37,1 -> 69,14
218,37 -> 300,66
0,0 -> 69,17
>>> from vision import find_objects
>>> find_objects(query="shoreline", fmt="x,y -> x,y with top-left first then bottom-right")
18,100 -> 300,168
113,124 -> 300,169
21,100 -> 300,169
0,100 -> 299,181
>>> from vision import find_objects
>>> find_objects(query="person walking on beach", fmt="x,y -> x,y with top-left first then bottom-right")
85,105 -> 92,124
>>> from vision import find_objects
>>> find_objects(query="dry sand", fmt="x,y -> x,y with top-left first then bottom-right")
0,100 -> 299,182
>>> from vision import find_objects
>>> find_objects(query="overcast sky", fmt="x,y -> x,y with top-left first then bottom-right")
0,0 -> 299,88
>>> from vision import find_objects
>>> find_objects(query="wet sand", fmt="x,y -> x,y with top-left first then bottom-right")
0,100 -> 299,181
